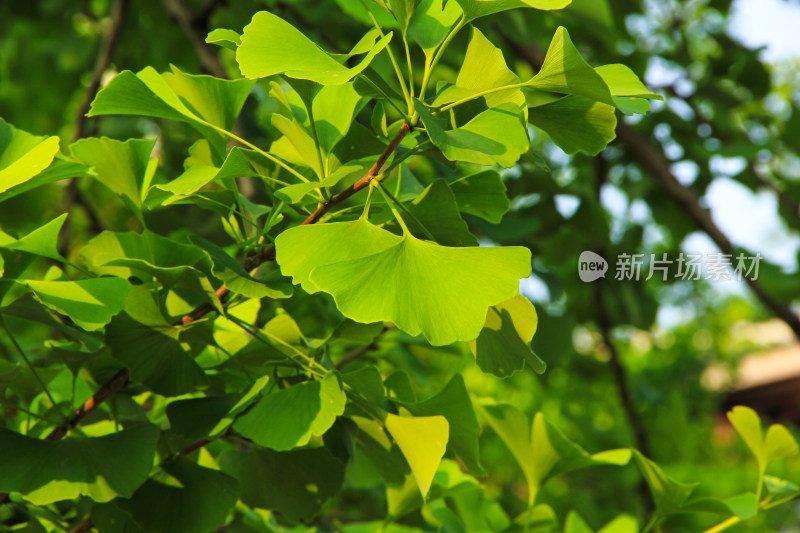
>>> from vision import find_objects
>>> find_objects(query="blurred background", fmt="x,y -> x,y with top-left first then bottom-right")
2,0 -> 800,530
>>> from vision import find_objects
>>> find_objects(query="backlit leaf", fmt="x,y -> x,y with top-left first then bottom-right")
0,119 -> 60,196
237,11 -> 392,85
26,277 -> 131,331
385,413 -> 449,497
454,0 -> 572,23
530,96 -> 617,155
450,170 -> 510,223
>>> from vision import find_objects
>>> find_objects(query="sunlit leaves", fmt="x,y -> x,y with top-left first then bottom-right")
477,405 -> 631,504
0,213 -> 68,261
527,27 -> 614,106
433,27 -> 524,109
595,63 -> 663,114
727,406 -> 799,477
386,413 -> 449,497
88,66 -> 254,159
632,450 -> 697,522
454,0 -> 572,23
26,278 -> 131,331
0,118 -> 60,196
0,425 -> 158,505
237,11 -> 391,85
71,137 -> 156,213
233,373 -> 346,450
278,218 -> 531,345
414,100 -> 529,168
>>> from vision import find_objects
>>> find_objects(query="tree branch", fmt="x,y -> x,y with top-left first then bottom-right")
161,0 -> 227,79
335,326 -> 394,370
181,121 -> 413,325
615,123 -> 800,341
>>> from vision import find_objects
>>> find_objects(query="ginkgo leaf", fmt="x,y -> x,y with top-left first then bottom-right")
414,100 -> 529,168
433,27 -> 524,109
470,295 -> 546,377
71,137 -> 156,211
205,28 -> 241,50
312,83 -> 363,155
0,118 -> 61,195
275,218 -> 400,294
0,425 -> 158,505
527,27 -> 614,106
26,278 -> 131,331
157,147 -> 254,202
450,170 -> 510,223
236,11 -> 392,85
385,413 -> 449,497
233,373 -> 346,451
595,64 -> 662,115
454,0 -> 572,23
279,219 -> 531,346
87,66 -> 254,160
409,0 -> 463,56
727,406 -> 799,475
530,96 -> 617,155
0,213 -> 68,261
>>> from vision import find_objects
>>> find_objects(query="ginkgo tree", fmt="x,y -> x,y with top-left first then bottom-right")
0,0 -> 798,532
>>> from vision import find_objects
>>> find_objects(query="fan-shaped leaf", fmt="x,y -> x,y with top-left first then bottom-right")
385,413 -> 449,497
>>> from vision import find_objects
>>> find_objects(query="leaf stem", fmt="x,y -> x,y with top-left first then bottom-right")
359,0 -> 413,115
375,180 -> 437,242
0,316 -> 57,407
436,82 -> 528,113
417,16 -> 465,104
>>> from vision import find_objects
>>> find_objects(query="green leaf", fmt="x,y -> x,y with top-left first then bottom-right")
87,66 -> 254,160
0,213 -> 68,261
388,179 -> 478,246
680,493 -> 759,520
312,83 -> 363,155
188,235 -> 292,299
25,277 -> 131,331
764,475 -> 800,497
156,147 -> 254,202
727,406 -> 800,474
527,27 -> 614,106
105,286 -> 208,396
477,405 -> 630,505
166,393 -> 241,440
0,154 -> 86,204
404,374 -> 482,475
385,413 -> 449,497
564,512 -> 593,533
450,170 -> 510,223
530,96 -> 617,155
0,118 -> 61,196
0,425 -> 158,505
205,28 -> 241,51
277,218 -> 530,345
454,0 -> 571,23
408,0 -> 462,55
594,64 -> 662,115
632,450 -> 697,520
433,27 -> 524,109
389,0 -> 416,34
236,11 -> 392,85
80,230 -> 209,289
414,100 -> 529,167
220,446 -> 345,522
470,295 -> 545,377
343,366 -> 385,407
597,515 -> 638,533
117,457 -> 239,533
70,137 -> 155,212
234,373 -> 346,451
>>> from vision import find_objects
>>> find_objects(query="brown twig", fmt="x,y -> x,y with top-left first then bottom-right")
69,516 -> 94,533
181,121 -> 413,325
335,326 -> 394,370
59,0 -> 127,257
161,0 -> 228,78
